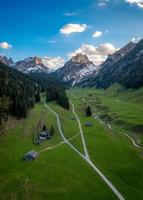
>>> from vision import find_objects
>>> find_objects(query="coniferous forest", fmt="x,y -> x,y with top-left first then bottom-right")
46,85 -> 69,110
0,61 -> 39,131
0,61 -> 69,132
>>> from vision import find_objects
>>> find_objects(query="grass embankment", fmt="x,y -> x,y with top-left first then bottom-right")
67,87 -> 143,200
0,101 -> 116,200
68,85 -> 143,145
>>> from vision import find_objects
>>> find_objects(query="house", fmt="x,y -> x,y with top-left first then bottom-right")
38,131 -> 51,140
84,122 -> 93,127
23,150 -> 38,161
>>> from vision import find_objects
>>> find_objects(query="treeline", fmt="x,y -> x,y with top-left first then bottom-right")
30,73 -> 65,92
31,73 -> 70,109
46,86 -> 69,110
0,62 -> 40,132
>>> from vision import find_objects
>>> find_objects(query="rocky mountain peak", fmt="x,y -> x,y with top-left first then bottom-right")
71,53 -> 89,64
0,56 -> 15,66
13,56 -> 50,74
54,53 -> 98,86
34,57 -> 43,65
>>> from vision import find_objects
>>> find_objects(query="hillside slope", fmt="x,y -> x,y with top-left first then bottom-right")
78,39 -> 143,89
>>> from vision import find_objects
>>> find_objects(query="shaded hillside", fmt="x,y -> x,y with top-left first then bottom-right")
78,40 -> 143,89
30,72 -> 65,92
0,61 -> 41,132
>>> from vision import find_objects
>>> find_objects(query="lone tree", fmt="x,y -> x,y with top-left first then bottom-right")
35,92 -> 41,103
86,106 -> 92,116
43,124 -> 46,131
50,125 -> 55,136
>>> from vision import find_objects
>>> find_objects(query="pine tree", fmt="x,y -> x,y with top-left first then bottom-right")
50,125 -> 54,136
35,92 -> 41,103
43,124 -> 46,131
86,106 -> 92,116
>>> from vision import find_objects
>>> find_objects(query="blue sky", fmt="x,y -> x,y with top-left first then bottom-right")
0,0 -> 143,68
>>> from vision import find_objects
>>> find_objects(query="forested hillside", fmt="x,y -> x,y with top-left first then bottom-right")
30,72 -> 65,92
0,61 -> 41,132
0,61 -> 70,132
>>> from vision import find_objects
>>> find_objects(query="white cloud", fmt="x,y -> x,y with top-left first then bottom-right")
60,24 -> 88,35
68,43 -> 118,65
0,42 -> 12,49
63,12 -> 77,16
42,56 -> 64,70
125,0 -> 143,8
92,31 -> 103,38
97,0 -> 109,7
131,37 -> 141,43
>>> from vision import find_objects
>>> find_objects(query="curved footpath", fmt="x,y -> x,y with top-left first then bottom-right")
94,115 -> 143,149
44,102 -> 125,200
71,102 -> 90,159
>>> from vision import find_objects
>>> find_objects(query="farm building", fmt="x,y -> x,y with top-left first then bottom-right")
39,131 -> 51,140
23,150 -> 38,161
84,122 -> 93,127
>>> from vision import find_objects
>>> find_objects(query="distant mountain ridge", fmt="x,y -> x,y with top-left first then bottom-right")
1,39 -> 143,89
0,56 -> 15,66
0,56 -> 51,74
78,39 -> 143,89
53,53 -> 99,85
14,56 -> 51,73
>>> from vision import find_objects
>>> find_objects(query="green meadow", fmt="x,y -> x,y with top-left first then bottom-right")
1,85 -> 143,200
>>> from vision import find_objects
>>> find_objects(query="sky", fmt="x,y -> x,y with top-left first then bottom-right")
0,0 -> 143,69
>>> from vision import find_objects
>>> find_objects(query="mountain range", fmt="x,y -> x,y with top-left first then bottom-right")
79,39 -> 143,89
1,39 -> 143,89
0,56 -> 51,74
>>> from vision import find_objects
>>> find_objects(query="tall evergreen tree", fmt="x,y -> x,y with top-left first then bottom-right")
50,125 -> 54,136
43,124 -> 46,131
86,106 -> 92,116
35,92 -> 41,102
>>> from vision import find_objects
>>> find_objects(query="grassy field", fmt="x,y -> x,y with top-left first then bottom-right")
1,86 -> 143,200
0,101 -> 117,200
67,85 -> 143,145
67,86 -> 143,200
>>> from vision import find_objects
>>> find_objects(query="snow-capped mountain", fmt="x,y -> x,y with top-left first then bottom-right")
54,54 -> 98,85
0,56 -> 15,66
14,56 -> 51,73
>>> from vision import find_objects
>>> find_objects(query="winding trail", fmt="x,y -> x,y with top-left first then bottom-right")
44,101 -> 125,200
93,115 -> 143,150
39,133 -> 80,153
71,102 -> 90,159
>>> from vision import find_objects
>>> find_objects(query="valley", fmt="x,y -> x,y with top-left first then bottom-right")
0,86 -> 143,200
1,1 -> 143,199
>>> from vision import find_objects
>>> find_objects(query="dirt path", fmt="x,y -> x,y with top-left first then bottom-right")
44,101 -> 125,200
71,102 -> 90,159
39,132 -> 80,153
93,115 -> 143,149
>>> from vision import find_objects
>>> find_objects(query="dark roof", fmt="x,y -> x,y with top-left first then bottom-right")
85,122 -> 93,126
24,150 -> 38,160
39,131 -> 50,136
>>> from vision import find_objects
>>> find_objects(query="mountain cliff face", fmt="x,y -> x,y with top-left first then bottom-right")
78,40 -> 143,89
0,56 -> 51,74
54,54 -> 98,85
0,56 -> 15,66
14,56 -> 50,73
